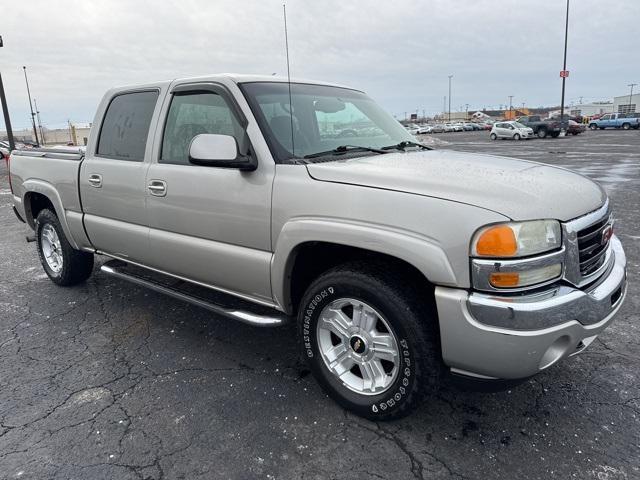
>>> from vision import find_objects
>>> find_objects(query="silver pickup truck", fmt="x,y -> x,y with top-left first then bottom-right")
8,74 -> 627,419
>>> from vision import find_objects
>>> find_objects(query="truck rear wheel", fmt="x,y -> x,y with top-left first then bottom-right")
36,209 -> 94,286
622,123 -> 630,130
298,262 -> 441,420
537,128 -> 547,138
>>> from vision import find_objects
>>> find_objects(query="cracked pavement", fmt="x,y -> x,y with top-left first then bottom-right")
0,129 -> 638,479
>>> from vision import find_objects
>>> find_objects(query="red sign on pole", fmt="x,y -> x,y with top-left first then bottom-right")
560,70 -> 570,78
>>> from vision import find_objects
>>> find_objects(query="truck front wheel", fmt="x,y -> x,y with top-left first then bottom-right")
298,262 -> 441,420
537,128 -> 547,138
622,123 -> 631,130
35,209 -> 94,286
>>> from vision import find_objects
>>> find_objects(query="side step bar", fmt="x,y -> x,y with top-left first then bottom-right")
100,260 -> 289,327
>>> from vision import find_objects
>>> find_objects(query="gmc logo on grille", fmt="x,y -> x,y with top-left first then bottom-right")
601,224 -> 613,246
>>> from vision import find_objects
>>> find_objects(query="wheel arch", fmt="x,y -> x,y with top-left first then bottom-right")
271,219 -> 457,315
22,180 -> 80,249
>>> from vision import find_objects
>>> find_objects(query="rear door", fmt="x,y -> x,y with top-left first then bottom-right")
144,80 -> 274,303
80,88 -> 164,263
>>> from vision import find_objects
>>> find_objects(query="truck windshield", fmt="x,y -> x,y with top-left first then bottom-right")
240,82 -> 416,163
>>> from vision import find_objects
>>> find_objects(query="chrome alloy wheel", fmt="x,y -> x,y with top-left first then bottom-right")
316,298 -> 400,395
41,224 -> 63,273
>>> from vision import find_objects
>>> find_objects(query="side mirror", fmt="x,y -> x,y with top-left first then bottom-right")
188,134 -> 257,171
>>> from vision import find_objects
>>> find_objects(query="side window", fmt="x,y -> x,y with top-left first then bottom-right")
160,91 -> 244,165
97,91 -> 158,161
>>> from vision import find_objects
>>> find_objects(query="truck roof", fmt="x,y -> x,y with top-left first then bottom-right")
107,73 -> 356,94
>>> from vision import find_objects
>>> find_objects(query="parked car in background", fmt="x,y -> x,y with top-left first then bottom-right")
589,113 -> 640,130
9,73 -> 626,420
431,124 -> 445,133
451,123 -> 464,132
461,123 -> 474,131
490,121 -> 534,140
417,125 -> 433,134
516,115 -> 562,138
567,120 -> 586,135
443,124 -> 454,132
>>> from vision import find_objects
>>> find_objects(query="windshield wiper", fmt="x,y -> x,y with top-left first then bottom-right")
303,145 -> 388,159
381,140 -> 433,151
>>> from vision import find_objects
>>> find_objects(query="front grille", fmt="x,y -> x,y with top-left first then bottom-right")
577,214 -> 611,276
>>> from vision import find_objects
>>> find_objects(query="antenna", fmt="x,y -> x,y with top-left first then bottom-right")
283,3 -> 295,156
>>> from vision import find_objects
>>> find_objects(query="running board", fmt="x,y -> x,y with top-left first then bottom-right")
100,260 -> 288,327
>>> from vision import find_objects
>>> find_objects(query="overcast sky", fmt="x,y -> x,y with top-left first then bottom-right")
1,0 -> 638,130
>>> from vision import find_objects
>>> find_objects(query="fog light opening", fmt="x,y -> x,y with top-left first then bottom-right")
539,335 -> 571,370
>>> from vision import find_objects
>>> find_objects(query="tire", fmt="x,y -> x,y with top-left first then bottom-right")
513,133 -> 521,141
36,209 -> 94,286
589,124 -> 597,130
490,133 -> 497,140
298,262 -> 440,420
551,132 -> 560,138
622,123 -> 630,130
537,128 -> 548,138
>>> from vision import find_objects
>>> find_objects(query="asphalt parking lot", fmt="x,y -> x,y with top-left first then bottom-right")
0,129 -> 638,480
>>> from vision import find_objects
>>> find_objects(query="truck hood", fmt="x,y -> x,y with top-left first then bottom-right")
305,150 -> 606,221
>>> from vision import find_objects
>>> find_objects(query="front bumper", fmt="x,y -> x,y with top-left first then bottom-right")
435,236 -> 627,380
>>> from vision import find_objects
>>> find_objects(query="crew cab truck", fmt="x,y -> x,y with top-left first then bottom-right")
589,113 -> 640,130
516,115 -> 562,138
9,74 -> 627,420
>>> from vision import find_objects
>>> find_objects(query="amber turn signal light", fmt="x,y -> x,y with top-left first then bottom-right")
475,225 -> 518,257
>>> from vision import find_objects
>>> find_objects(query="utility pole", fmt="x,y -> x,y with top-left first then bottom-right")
22,66 -> 39,145
465,103 -> 469,120
559,0 -> 570,134
448,75 -> 453,122
628,83 -> 637,112
0,35 -> 16,151
34,98 -> 44,145
443,96 -> 446,118
508,96 -> 513,119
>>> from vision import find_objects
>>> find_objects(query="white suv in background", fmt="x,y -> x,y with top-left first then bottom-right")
490,121 -> 534,140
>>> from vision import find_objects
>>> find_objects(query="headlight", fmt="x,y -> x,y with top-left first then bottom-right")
471,220 -> 562,258
470,220 -> 564,291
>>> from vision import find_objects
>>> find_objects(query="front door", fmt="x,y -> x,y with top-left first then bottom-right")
145,82 -> 274,303
80,89 -> 161,264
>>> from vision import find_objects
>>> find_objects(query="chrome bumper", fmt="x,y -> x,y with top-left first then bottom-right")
435,236 -> 627,380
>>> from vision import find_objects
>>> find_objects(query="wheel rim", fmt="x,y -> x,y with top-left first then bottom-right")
41,224 -> 63,273
316,298 -> 400,396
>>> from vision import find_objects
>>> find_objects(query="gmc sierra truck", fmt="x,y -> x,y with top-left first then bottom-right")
8,74 -> 627,419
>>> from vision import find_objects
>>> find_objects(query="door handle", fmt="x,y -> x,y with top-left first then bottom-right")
148,180 -> 167,197
88,174 -> 102,188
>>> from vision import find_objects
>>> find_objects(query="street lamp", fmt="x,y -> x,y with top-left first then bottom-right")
559,0 -> 570,134
448,75 -> 453,122
0,35 -> 16,151
508,95 -> 513,119
22,66 -> 39,146
628,83 -> 637,113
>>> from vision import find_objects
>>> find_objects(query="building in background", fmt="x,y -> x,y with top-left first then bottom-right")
569,101 -> 614,117
0,122 -> 91,146
613,93 -> 639,114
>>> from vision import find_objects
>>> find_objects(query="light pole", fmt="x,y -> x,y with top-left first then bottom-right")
559,0 -> 570,134
0,35 -> 16,151
34,98 -> 44,145
22,66 -> 39,145
628,83 -> 637,112
448,75 -> 453,122
508,95 -> 513,119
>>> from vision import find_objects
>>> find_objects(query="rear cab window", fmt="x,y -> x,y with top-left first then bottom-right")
97,90 -> 159,161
